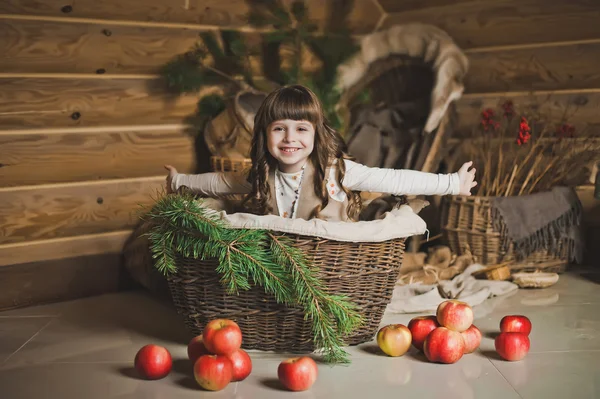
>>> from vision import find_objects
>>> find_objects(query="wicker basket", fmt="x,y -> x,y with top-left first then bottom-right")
210,156 -> 252,173
167,234 -> 406,352
471,263 -> 511,281
441,196 -> 569,273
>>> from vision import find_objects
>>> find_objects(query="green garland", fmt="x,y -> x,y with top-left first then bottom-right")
160,0 -> 359,132
143,192 -> 364,364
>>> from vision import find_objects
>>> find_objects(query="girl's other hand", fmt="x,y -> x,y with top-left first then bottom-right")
457,161 -> 477,196
164,164 -> 178,194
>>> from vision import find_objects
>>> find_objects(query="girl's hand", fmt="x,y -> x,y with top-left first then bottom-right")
164,164 -> 178,194
457,161 -> 477,196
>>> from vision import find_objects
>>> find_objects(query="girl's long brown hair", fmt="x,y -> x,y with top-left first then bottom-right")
241,85 -> 362,220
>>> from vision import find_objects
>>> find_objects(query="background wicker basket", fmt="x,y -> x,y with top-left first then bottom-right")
210,156 -> 252,173
441,196 -> 569,273
167,234 -> 406,352
209,156 -> 252,203
337,55 -> 455,175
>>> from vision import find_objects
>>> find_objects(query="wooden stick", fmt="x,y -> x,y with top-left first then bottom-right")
421,113 -> 449,173
504,164 -> 518,197
518,153 -> 544,195
526,157 -> 558,194
409,114 -> 450,253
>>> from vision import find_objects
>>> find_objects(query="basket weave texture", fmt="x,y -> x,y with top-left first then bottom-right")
162,156 -> 408,352
210,156 -> 252,173
441,196 -> 569,272
167,234 -> 405,352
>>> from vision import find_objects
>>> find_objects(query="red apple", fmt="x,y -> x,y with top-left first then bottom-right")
193,354 -> 233,391
460,325 -> 482,354
376,324 -> 412,357
203,319 -> 243,355
436,300 -> 474,332
424,327 -> 466,364
495,332 -> 530,361
225,349 -> 252,381
500,315 -> 532,336
408,316 -> 439,351
134,344 -> 172,380
188,335 -> 211,363
277,356 -> 318,392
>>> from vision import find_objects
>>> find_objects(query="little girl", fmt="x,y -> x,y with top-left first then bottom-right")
165,85 -> 476,222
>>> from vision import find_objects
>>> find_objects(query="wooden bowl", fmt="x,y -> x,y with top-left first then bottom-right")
512,272 -> 559,289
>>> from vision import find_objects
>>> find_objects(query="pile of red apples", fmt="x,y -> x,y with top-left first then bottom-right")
377,300 -> 531,363
133,318 -> 318,392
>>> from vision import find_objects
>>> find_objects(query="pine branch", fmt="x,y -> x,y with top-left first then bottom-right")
215,244 -> 251,295
143,192 -> 361,365
268,233 -> 363,363
147,226 -> 178,275
228,239 -> 293,303
197,94 -> 227,121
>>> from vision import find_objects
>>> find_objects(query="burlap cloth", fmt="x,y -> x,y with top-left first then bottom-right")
490,186 -> 584,263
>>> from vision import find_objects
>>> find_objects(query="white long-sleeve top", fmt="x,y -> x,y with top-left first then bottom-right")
172,159 -> 460,218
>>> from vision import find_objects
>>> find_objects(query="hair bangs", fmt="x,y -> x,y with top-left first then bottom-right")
264,86 -> 322,126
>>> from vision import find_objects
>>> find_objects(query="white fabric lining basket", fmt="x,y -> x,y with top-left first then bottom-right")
201,197 -> 428,243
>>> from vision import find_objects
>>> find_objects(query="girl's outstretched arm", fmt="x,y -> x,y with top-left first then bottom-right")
341,160 -> 476,196
164,165 -> 252,196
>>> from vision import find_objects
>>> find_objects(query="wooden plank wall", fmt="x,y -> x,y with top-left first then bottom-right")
1,0 -> 599,309
379,0 -> 600,260
0,0 -> 384,310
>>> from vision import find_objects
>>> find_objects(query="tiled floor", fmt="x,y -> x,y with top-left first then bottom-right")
1,267 -> 598,399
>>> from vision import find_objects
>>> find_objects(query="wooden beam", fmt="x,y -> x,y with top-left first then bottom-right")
0,73 -> 156,79
464,38 -> 600,54
454,88 -> 600,138
0,13 -> 263,33
382,0 -> 600,49
0,177 -> 163,244
0,18 -> 333,77
0,252 -> 124,310
0,19 -> 259,76
465,41 -> 600,93
0,0 -> 253,30
0,230 -> 132,267
0,123 -> 187,135
0,126 -> 196,187
0,77 -> 206,129
0,0 -> 381,34
378,0 -> 465,13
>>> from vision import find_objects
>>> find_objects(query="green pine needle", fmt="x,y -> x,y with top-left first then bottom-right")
142,192 -> 361,364
290,1 -> 307,22
197,94 -> 226,121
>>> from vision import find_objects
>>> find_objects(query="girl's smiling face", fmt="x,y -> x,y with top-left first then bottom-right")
267,119 -> 315,173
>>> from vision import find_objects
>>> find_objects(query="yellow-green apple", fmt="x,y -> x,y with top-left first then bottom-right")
193,354 -> 233,391
224,349 -> 252,381
277,357 -> 318,391
187,334 -> 211,363
500,315 -> 532,336
408,316 -> 439,351
495,332 -> 530,361
424,327 -> 466,364
202,319 -> 242,355
460,325 -> 482,354
436,300 -> 474,332
376,324 -> 412,357
134,344 -> 172,380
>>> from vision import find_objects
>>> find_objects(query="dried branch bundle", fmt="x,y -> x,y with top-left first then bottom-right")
455,99 -> 599,197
